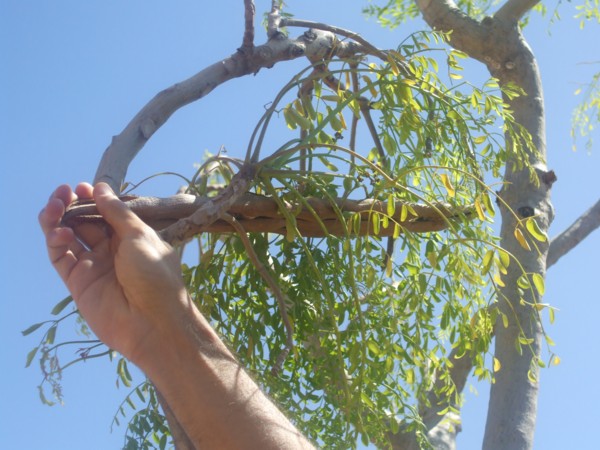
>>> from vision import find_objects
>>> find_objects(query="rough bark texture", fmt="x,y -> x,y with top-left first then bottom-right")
416,1 -> 552,449
62,193 -> 476,240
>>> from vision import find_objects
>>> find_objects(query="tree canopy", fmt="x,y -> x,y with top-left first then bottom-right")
23,1 -> 600,449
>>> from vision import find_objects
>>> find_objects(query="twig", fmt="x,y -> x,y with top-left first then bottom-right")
222,213 -> 294,375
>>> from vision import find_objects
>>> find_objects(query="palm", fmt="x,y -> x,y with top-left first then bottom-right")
40,183 -> 182,360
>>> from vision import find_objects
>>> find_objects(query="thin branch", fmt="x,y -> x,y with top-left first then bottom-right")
494,0 -> 541,23
222,213 -> 294,375
241,0 -> 255,51
547,198 -> 600,268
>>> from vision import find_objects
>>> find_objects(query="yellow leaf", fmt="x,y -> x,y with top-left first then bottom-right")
493,357 -> 501,372
514,227 -> 531,251
552,356 -> 561,366
475,199 -> 486,221
440,173 -> 455,197
494,273 -> 505,287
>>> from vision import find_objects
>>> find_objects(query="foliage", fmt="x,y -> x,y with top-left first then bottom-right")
572,70 -> 600,151
363,0 -> 500,27
169,31 -> 532,447
24,20 -> 544,450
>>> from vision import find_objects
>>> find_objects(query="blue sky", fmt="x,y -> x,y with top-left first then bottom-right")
1,1 -> 599,449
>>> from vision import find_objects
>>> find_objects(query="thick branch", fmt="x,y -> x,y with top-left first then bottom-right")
93,30 -> 367,191
415,0 -> 488,61
547,198 -> 600,268
494,0 -> 540,23
62,192 -> 476,242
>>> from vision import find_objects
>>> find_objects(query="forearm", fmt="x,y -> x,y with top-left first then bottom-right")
133,295 -> 313,450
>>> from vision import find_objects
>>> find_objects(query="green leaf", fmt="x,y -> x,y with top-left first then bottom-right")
532,273 -> 545,295
25,346 -> 39,368
21,322 -> 46,336
548,307 -> 556,324
400,204 -> 408,222
517,274 -> 531,289
525,217 -> 547,242
45,324 -> 57,345
498,250 -> 510,270
387,194 -> 395,217
481,250 -> 494,275
367,340 -> 381,356
51,295 -> 73,315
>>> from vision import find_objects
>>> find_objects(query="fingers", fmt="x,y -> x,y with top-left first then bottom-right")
93,183 -> 148,238
39,185 -> 76,234
39,185 -> 85,282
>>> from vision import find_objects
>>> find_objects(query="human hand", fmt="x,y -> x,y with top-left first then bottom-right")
39,182 -> 188,363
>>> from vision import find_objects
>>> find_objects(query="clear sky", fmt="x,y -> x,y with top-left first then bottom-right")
1,1 -> 599,449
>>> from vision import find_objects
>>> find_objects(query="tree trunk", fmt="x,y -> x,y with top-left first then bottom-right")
416,1 -> 553,448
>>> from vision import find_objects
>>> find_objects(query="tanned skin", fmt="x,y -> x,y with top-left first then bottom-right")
39,182 -> 313,450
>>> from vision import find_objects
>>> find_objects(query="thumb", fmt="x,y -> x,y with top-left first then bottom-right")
94,183 -> 146,237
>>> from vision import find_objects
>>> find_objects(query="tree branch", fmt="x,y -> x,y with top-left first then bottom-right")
281,17 -> 388,61
415,0 -> 488,61
62,192 -> 477,242
494,0 -> 540,23
93,30 -> 367,192
547,198 -> 600,268
241,0 -> 255,51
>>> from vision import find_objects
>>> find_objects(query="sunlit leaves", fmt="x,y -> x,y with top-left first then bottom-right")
514,227 -> 531,251
526,217 -> 547,242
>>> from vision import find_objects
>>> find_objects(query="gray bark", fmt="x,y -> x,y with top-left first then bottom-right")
416,1 -> 553,449
547,198 -> 600,268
